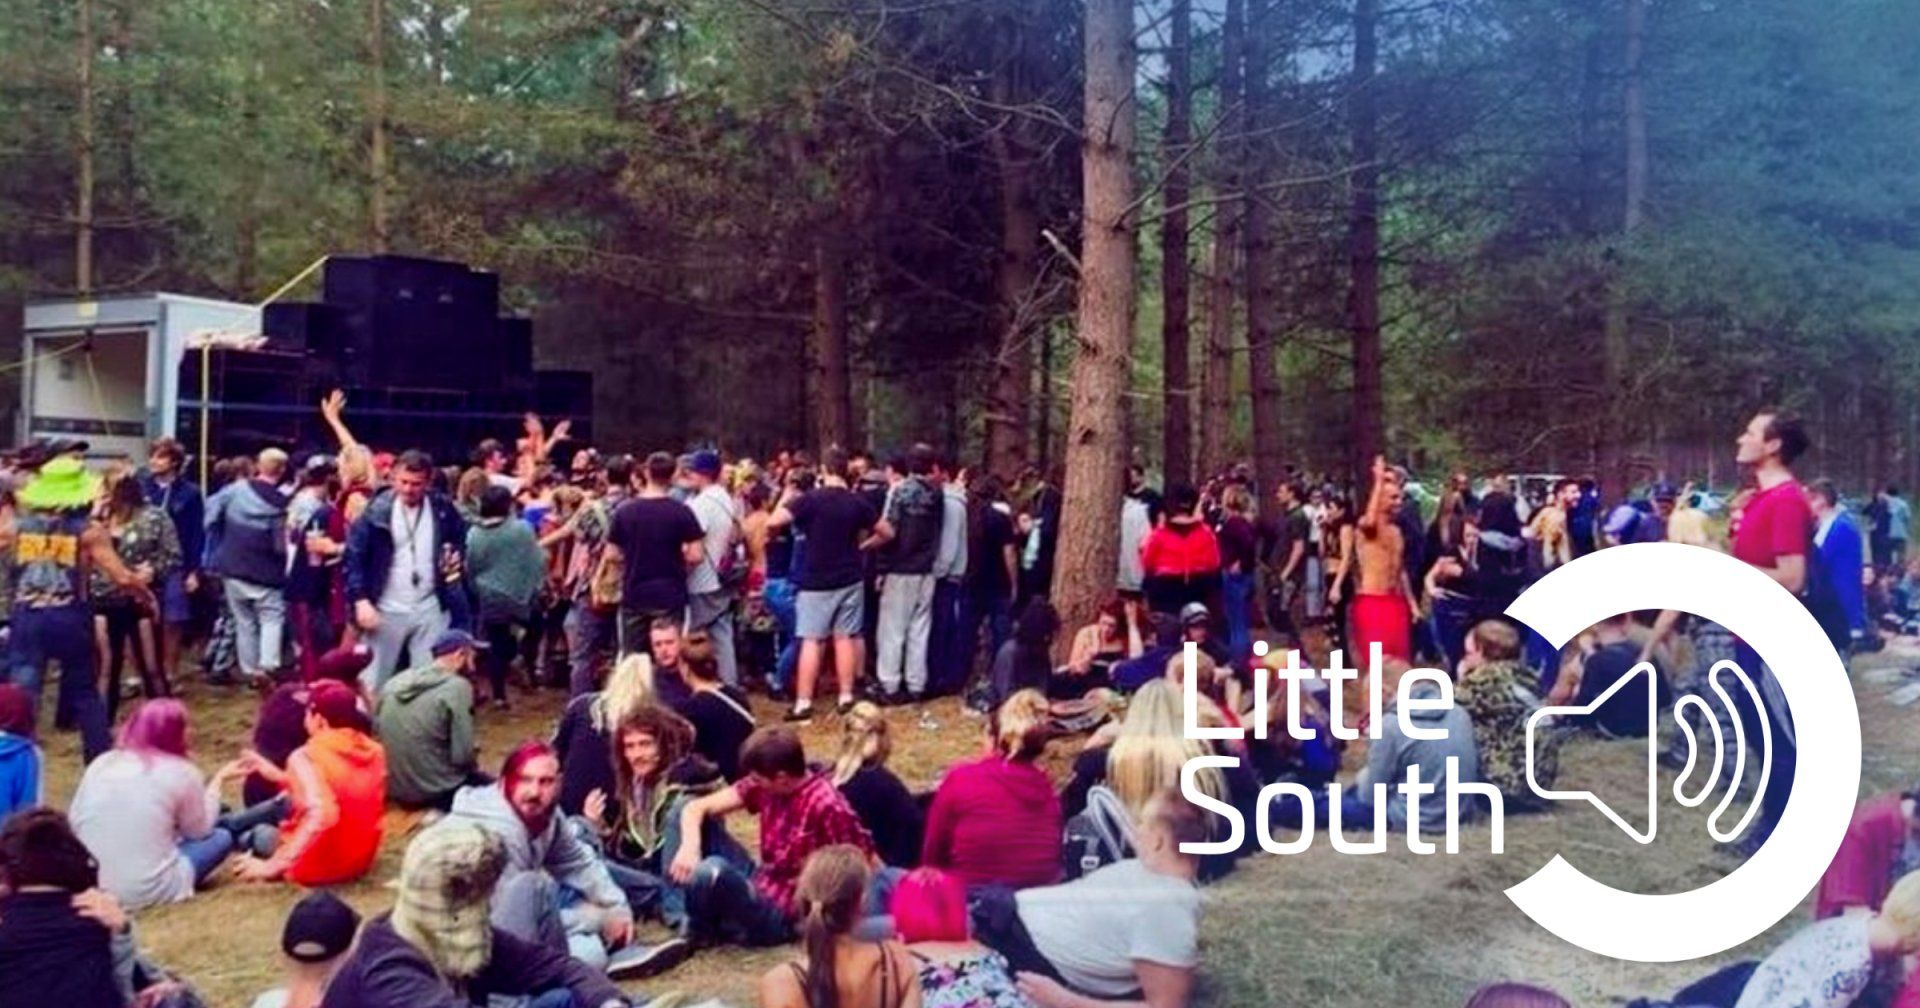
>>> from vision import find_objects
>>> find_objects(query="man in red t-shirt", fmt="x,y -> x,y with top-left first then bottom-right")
1730,409 -> 1814,857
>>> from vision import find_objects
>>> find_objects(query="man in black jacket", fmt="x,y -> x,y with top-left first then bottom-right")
0,809 -> 131,1008
344,450 -> 470,692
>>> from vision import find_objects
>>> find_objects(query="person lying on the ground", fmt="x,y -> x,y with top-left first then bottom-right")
229,680 -> 386,887
1815,783 -> 1920,921
251,891 -> 360,1008
447,742 -> 684,978
972,790 -> 1204,1008
891,867 -> 1026,1008
320,821 -> 647,1008
668,725 -> 883,947
922,690 -> 1060,890
758,845 -> 924,1008
831,701 -> 924,871
377,629 -> 486,811
69,699 -> 247,911
1734,869 -> 1920,1008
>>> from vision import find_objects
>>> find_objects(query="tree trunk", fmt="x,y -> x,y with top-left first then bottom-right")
1160,0 -> 1194,488
1200,0 -> 1244,479
985,30 -> 1039,481
1241,0 -> 1284,498
368,0 -> 391,252
1053,0 -> 1135,643
1347,0 -> 1384,483
74,0 -> 95,295
1600,0 -> 1648,497
811,232 -> 854,451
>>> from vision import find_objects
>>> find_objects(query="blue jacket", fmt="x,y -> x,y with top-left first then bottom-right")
1818,512 -> 1868,634
344,489 -> 471,630
0,733 -> 41,823
137,472 -> 204,574
205,479 -> 290,587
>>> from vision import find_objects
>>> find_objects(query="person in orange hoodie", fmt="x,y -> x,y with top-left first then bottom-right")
1139,483 -> 1222,619
230,680 -> 387,886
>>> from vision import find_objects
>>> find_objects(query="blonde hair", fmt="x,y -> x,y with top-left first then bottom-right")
1107,679 -> 1225,818
338,443 -> 373,487
1882,870 -> 1920,945
992,689 -> 1052,762
830,702 -> 891,786
593,654 -> 657,735
1222,484 -> 1254,517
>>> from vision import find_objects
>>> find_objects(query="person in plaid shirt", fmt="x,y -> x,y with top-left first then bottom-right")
668,725 -> 888,947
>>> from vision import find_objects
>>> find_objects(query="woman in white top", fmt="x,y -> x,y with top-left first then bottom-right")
69,699 -> 245,910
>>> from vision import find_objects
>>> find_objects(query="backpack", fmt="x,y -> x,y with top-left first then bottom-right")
1060,785 -> 1135,880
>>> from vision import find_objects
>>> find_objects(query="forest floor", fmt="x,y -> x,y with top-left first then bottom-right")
33,642 -> 1919,1008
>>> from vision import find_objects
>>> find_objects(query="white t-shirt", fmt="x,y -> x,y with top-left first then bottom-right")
1734,914 -> 1875,1008
1017,859 -> 1200,998
69,751 -> 219,911
687,484 -> 737,595
381,498 -> 437,611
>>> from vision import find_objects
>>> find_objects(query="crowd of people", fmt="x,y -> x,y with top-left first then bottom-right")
0,398 -> 1908,1008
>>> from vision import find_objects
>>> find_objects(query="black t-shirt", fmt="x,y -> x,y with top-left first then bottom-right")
838,765 -> 923,869
967,506 -> 1017,599
609,496 -> 704,613
287,501 -> 340,606
1574,641 -> 1660,737
787,487 -> 877,591
681,686 -> 756,781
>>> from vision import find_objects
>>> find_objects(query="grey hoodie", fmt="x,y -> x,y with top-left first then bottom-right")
1359,677 -> 1482,833
375,665 -> 475,807
446,781 -> 628,916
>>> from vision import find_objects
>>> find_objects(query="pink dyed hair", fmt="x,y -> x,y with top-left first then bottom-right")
890,868 -> 969,944
117,698 -> 189,761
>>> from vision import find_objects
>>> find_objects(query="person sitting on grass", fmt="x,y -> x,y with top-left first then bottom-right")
0,808 -> 134,1008
378,629 -> 487,811
555,652 -> 658,819
1110,614 -> 1185,694
319,821 -> 648,1008
673,629 -> 756,781
229,680 -> 388,888
591,703 -> 733,937
69,698 -> 248,911
1815,781 -> 1920,920
250,891 -> 361,1008
922,690 -> 1061,890
0,683 -> 43,823
242,644 -> 373,808
971,790 -> 1205,1008
891,867 -> 1027,1008
759,845 -> 922,1008
1735,869 -> 1920,1008
1454,620 -> 1557,809
831,701 -> 924,870
447,741 -> 687,979
669,725 -> 882,948
1060,679 -> 1253,882
1061,597 -> 1142,697
986,598 -> 1062,709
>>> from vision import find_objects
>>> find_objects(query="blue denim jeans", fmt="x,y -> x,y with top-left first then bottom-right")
763,577 -> 799,691
10,605 -> 109,761
1222,571 -> 1254,667
179,830 -> 236,884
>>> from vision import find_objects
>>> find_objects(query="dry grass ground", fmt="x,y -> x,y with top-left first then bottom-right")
33,641 -> 1920,1008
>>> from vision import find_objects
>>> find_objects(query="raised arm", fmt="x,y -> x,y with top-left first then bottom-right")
320,390 -> 360,452
1357,455 -> 1392,537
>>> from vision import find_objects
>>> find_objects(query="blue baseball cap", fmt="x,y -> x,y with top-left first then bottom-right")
431,629 -> 488,657
689,449 -> 723,478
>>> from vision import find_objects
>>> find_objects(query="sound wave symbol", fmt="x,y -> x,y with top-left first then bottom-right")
1524,659 -> 1769,845
1672,660 -> 1771,844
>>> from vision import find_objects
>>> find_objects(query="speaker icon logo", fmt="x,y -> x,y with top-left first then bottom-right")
1500,543 -> 1859,964
1523,658 -> 1772,847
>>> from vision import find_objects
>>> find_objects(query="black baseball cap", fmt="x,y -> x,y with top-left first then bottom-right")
282,891 -> 361,963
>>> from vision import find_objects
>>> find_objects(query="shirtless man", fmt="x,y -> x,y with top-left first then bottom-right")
1351,455 -> 1416,664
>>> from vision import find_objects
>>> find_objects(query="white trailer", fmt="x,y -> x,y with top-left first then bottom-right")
20,293 -> 260,460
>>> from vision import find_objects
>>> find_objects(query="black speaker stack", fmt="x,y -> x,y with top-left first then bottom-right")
181,255 -> 593,464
